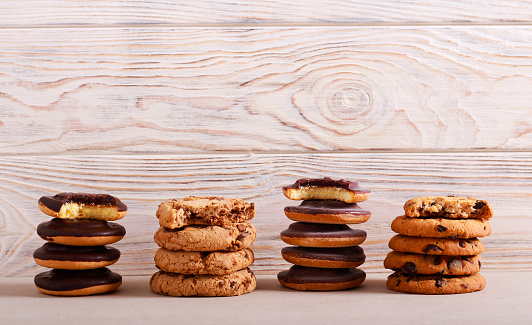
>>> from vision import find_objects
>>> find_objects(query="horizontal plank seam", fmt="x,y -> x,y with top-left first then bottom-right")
2,21 -> 532,30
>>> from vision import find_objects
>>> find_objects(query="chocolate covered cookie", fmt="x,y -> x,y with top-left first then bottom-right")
391,216 -> 492,238
154,248 -> 254,275
154,222 -> 256,252
33,243 -> 120,270
37,218 -> 126,246
150,268 -> 256,297
281,246 -> 365,268
384,251 -> 481,276
34,267 -> 122,296
156,196 -> 254,229
282,178 -> 370,203
284,200 -> 371,224
404,196 -> 492,221
277,265 -> 365,291
386,272 -> 486,295
388,235 -> 485,256
280,222 -> 367,247
38,193 -> 127,221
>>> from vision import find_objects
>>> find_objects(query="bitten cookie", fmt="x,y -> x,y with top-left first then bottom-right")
154,248 -> 254,275
156,196 -> 255,229
37,218 -> 126,246
386,272 -> 486,295
281,246 -> 365,268
34,268 -> 122,296
391,216 -> 492,238
154,222 -> 256,252
277,265 -> 366,291
384,251 -> 481,276
150,268 -> 256,297
404,196 -> 492,221
282,178 -> 370,203
284,200 -> 371,224
33,243 -> 120,270
38,193 -> 127,221
388,235 -> 485,256
280,222 -> 367,247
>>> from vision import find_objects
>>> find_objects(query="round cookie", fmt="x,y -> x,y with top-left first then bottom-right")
150,268 -> 256,297
282,177 -> 370,203
388,235 -> 485,256
154,248 -> 254,275
281,246 -> 365,268
384,251 -> 481,276
391,216 -> 492,238
37,218 -> 126,246
38,192 -> 127,221
386,272 -> 486,295
277,265 -> 366,291
284,200 -> 371,224
154,222 -> 256,252
33,243 -> 120,270
34,268 -> 122,296
280,222 -> 367,247
404,196 -> 492,221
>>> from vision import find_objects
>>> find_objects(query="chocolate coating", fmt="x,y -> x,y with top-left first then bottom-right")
277,265 -> 365,284
38,193 -> 127,212
34,268 -> 122,291
37,218 -> 126,240
281,246 -> 365,263
282,177 -> 370,194
33,243 -> 120,262
285,200 -> 371,216
281,222 -> 366,239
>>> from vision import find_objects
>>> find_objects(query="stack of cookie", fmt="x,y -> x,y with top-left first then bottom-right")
277,177 -> 371,291
385,196 -> 492,294
33,193 -> 127,296
150,196 -> 257,297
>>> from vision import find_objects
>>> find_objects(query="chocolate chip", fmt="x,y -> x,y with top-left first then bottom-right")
243,280 -> 250,289
423,244 -> 443,254
435,278 -> 445,288
461,256 -> 472,263
230,281 -> 237,288
447,258 -> 463,271
459,240 -> 466,248
236,232 -> 250,241
403,262 -> 417,274
396,279 -> 401,287
461,283 -> 469,289
473,201 -> 486,209
218,281 -> 224,287
244,252 -> 250,260
236,224 -> 246,232
432,256 -> 443,265
437,225 -> 447,232
479,260 -> 482,268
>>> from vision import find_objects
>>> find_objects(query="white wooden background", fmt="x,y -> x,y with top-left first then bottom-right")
0,1 -> 531,276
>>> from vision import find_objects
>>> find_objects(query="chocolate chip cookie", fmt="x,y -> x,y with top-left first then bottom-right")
391,215 -> 492,238
404,196 -> 492,221
384,251 -> 481,276
388,234 -> 485,256
386,272 -> 486,295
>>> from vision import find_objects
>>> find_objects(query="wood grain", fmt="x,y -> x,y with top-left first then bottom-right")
0,152 -> 530,276
1,1 -> 532,26
1,26 -> 532,154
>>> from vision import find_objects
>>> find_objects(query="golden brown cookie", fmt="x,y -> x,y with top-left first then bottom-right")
391,216 -> 492,238
154,248 -> 254,275
154,222 -> 256,251
280,222 -> 367,248
281,246 -> 365,268
38,193 -> 127,221
277,265 -> 366,291
284,200 -> 371,224
149,268 -> 256,297
156,196 -> 255,229
388,235 -> 485,256
404,196 -> 492,221
34,268 -> 122,296
282,178 -> 370,203
33,243 -> 120,270
386,272 -> 486,295
384,251 -> 481,276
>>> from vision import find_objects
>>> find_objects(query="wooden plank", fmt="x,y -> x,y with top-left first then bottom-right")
1,1 -> 532,26
0,152 -> 530,276
1,26 -> 532,154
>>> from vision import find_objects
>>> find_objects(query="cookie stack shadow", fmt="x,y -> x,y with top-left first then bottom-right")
277,178 -> 372,291
150,196 -> 257,297
33,193 -> 127,296
385,196 -> 493,295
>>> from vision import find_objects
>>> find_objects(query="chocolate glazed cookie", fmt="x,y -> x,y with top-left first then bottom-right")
281,246 -> 365,268
278,265 -> 366,291
33,243 -> 120,270
280,222 -> 367,247
282,178 -> 371,203
37,218 -> 126,246
38,193 -> 127,220
284,200 -> 371,224
34,268 -> 122,296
